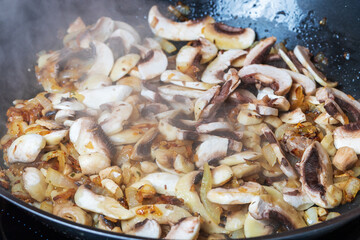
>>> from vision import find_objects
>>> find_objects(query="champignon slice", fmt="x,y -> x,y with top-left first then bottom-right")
89,17 -> 114,42
283,69 -> 316,95
334,122 -> 360,154
165,217 -> 201,240
196,37 -> 218,64
137,49 -> 168,80
78,153 -> 111,175
257,87 -> 290,111
130,127 -> 158,161
244,36 -> 276,66
7,134 -> 46,164
88,41 -> 114,76
239,64 -> 292,95
23,167 -> 47,202
148,5 -> 215,41
69,117 -> 116,159
280,108 -> 306,124
108,28 -> 139,55
53,98 -> 85,111
262,127 -> 297,179
67,17 -> 86,33
282,187 -> 314,211
159,119 -> 198,141
201,49 -> 247,84
294,45 -> 337,87
248,194 -> 307,231
300,141 -> 342,208
159,93 -> 194,115
242,103 -> 278,116
110,54 -> 140,81
207,182 -> 264,205
203,23 -> 255,50
158,85 -> 205,99
333,146 -> 358,171
196,122 -> 232,134
194,85 -> 220,120
316,87 -> 360,122
219,151 -> 262,166
176,45 -> 201,74
229,89 -> 256,104
161,70 -> 194,82
127,219 -> 161,239
79,85 -> 132,109
323,99 -> 348,125
141,172 -> 179,196
43,130 -> 69,146
195,138 -> 229,168
74,185 -> 134,220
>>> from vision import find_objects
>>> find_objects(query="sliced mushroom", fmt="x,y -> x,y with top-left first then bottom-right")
203,23 -> 255,50
79,85 -> 132,109
78,153 -> 111,175
75,73 -> 112,90
53,98 -> 85,111
244,36 -> 276,66
176,45 -> 201,74
148,5 -> 215,41
161,70 -> 194,83
23,167 -> 47,202
283,69 -> 316,95
333,146 -> 358,171
7,134 -> 46,163
88,41 -> 114,76
207,182 -> 264,204
109,26 -> 139,56
69,117 -> 116,159
196,37 -> 218,64
262,127 -> 297,179
211,165 -> 233,187
282,187 -> 314,211
323,99 -> 348,125
127,219 -> 161,239
248,194 -> 307,230
159,93 -> 195,115
158,119 -> 198,141
195,137 -> 228,168
130,127 -> 158,161
334,122 -> 360,154
294,45 -> 337,87
280,108 -> 306,124
43,130 -> 69,146
300,141 -> 342,208
158,85 -> 205,99
202,49 -> 247,84
257,87 -> 290,111
98,101 -> 133,135
89,17 -> 114,43
141,172 -> 179,196
196,122 -> 232,134
242,103 -> 278,116
231,162 -> 261,179
74,185 -> 134,220
138,49 -> 168,80
244,213 -> 274,238
165,217 -> 201,240
194,85 -> 220,120
239,64 -> 292,95
110,54 -> 140,81
53,202 -> 92,226
219,151 -> 262,166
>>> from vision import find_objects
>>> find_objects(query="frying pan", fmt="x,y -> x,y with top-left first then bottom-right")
0,0 -> 359,239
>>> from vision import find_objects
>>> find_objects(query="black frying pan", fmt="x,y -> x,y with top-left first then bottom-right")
0,0 -> 360,239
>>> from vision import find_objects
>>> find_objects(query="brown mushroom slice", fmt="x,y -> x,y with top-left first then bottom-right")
262,127 -> 297,179
257,87 -> 290,111
203,23 -> 255,50
229,88 -> 256,104
164,216 -> 201,240
333,122 -> 360,154
158,85 -> 205,99
195,138 -> 229,168
300,141 -> 342,208
130,127 -> 158,161
294,45 -> 337,87
239,64 -> 292,95
126,219 -> 161,239
316,87 -> 360,122
248,194 -> 307,231
98,101 -> 133,135
148,5 -> 215,41
283,69 -> 316,95
244,37 -> 277,66
137,49 -> 168,80
194,85 -> 220,120
323,99 -> 349,125
202,49 -> 247,84
196,122 -> 232,134
69,117 -> 116,159
207,182 -> 264,204
159,119 -> 198,141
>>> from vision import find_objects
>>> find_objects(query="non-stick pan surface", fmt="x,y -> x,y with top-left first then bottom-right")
0,0 -> 360,239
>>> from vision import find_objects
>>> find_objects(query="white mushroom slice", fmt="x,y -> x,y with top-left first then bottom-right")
334,122 -> 360,154
257,87 -> 290,111
249,194 -> 307,231
130,127 -> 158,161
202,49 -> 247,84
314,112 -> 339,125
300,141 -> 342,208
283,69 -> 316,95
196,122 -> 232,134
43,130 -> 68,146
121,204 -> 192,232
197,37 -> 218,64
165,217 -> 201,240
89,17 -> 114,42
244,213 -> 274,238
225,208 -> 247,231
158,119 -> 198,141
239,64 -> 292,95
194,85 -> 220,120
79,85 -> 132,109
138,50 -> 168,80
55,109 -> 75,124
158,85 -> 205,99
294,45 -> 337,87
211,165 -> 233,187
280,108 -> 306,124
244,36 -> 276,66
175,171 -> 227,234
207,182 -> 264,204
98,101 -> 133,135
237,109 -> 263,125
109,28 -> 139,54
170,81 -> 214,91
75,73 -> 112,90
114,21 -> 141,44
219,151 -> 262,166
176,45 -> 201,73
262,127 -> 297,179
79,153 -> 111,175
282,187 -> 314,211
88,41 -> 114,76
7,134 -> 46,163
333,146 -> 358,171
53,98 -> 85,111
148,5 -> 215,41
142,172 -> 179,196
231,162 -> 261,179
74,185 -> 134,220
109,129 -> 144,145
69,117 -> 116,158
140,87 -> 159,102
127,219 -> 161,239
203,23 -> 255,50
161,70 -> 194,82
110,54 -> 140,81
195,138 -> 228,168
23,167 -> 47,202
242,103 -> 278,116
